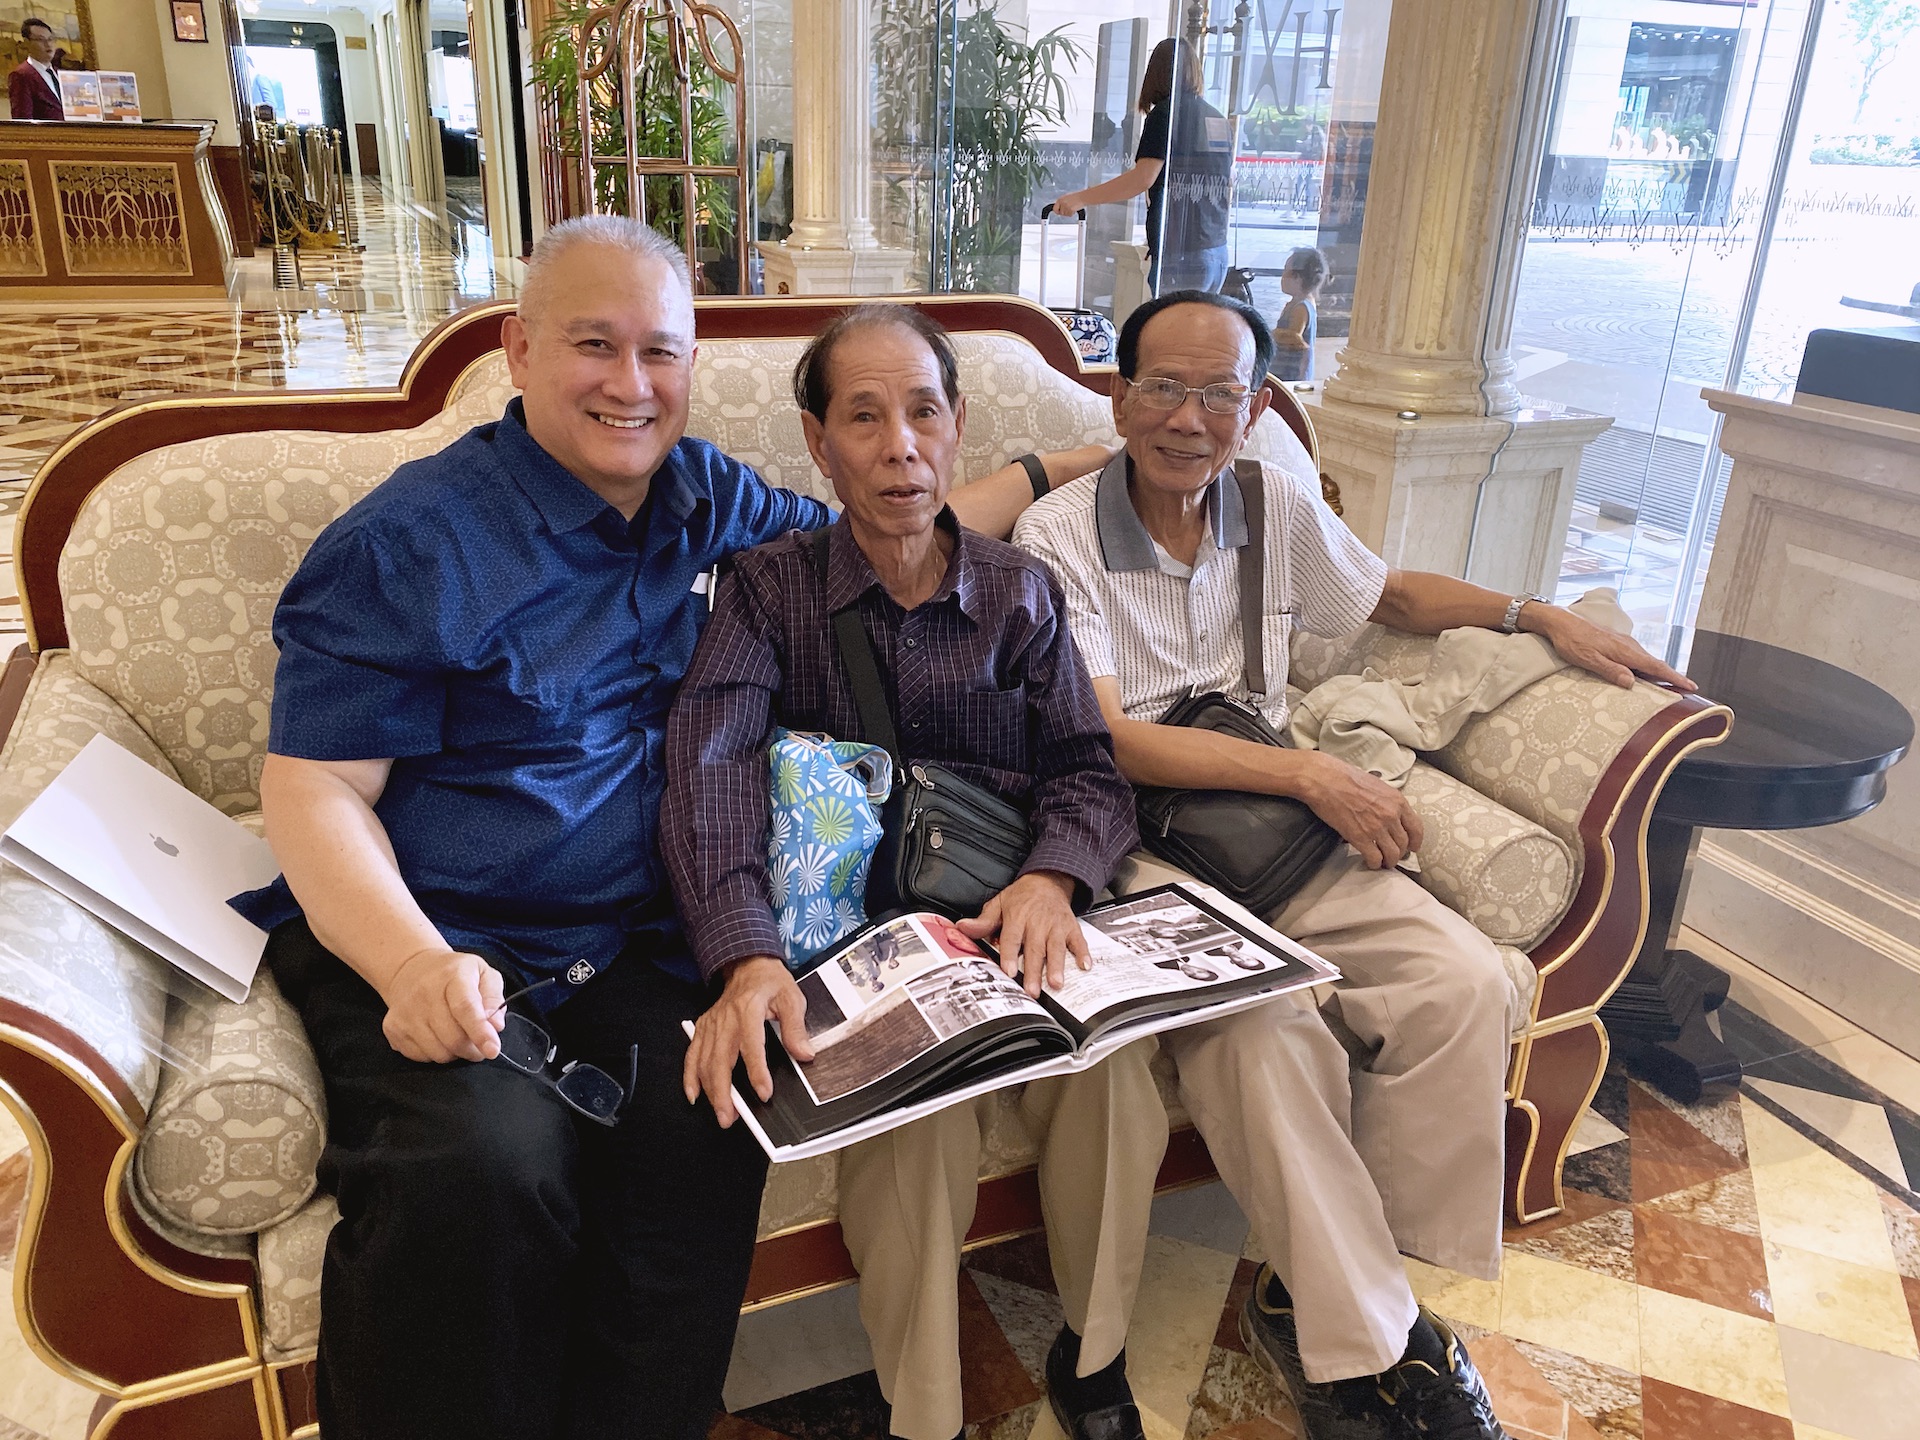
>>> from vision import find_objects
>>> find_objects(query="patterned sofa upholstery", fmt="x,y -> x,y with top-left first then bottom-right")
0,297 -> 1729,1440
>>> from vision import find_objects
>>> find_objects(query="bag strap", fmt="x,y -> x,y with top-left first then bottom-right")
810,527 -> 904,764
1232,457 -> 1268,704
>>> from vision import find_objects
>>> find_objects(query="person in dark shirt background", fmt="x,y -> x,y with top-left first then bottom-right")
1050,37 -> 1234,294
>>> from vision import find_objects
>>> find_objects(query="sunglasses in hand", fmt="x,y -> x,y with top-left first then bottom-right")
485,976 -> 638,1127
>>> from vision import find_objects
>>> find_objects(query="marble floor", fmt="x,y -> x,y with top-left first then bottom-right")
3,930 -> 1911,1440
0,176 -> 516,636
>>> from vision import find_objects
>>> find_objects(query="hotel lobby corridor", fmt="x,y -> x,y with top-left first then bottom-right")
0,176 -> 513,637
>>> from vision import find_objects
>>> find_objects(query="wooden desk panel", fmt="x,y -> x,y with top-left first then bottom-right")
0,119 -> 235,299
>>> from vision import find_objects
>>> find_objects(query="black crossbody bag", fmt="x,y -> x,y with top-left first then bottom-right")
812,529 -> 1033,919
1132,459 -> 1342,914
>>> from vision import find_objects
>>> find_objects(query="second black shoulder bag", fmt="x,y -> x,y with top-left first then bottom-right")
1131,459 -> 1342,915
812,528 -> 1033,920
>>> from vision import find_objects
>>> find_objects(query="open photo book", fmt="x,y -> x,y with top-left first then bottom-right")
699,882 -> 1340,1163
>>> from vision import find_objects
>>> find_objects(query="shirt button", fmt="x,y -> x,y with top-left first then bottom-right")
904,638 -> 919,650
911,720 -> 923,729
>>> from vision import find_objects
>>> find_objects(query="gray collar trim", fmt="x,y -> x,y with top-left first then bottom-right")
1093,452 -> 1249,573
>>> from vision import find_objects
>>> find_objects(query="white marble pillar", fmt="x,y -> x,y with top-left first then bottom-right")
1296,0 -> 1613,596
1321,0 -> 1560,417
759,0 -> 913,293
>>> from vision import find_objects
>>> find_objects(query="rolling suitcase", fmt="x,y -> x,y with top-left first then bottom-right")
1038,204 -> 1118,365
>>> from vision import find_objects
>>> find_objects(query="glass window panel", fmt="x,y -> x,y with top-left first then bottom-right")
1501,0 -> 1809,657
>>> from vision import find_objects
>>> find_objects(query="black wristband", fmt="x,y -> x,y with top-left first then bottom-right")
1015,452 -> 1049,501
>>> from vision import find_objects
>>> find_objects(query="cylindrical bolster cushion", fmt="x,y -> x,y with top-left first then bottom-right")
1402,762 -> 1576,951
133,965 -> 327,1236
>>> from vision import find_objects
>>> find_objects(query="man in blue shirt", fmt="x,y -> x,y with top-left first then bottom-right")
235,216 -> 1106,1440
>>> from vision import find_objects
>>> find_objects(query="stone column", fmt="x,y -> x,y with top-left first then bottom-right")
1321,0 -> 1560,417
758,0 -> 914,294
1299,0 -> 1620,609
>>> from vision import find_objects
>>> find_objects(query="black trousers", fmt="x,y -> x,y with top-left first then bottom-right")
271,920 -> 769,1440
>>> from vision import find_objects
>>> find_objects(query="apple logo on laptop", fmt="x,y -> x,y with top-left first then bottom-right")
151,834 -> 179,857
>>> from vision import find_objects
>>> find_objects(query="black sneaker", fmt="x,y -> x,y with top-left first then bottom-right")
1237,1265 -> 1397,1440
1045,1326 -> 1145,1440
1374,1309 -> 1510,1439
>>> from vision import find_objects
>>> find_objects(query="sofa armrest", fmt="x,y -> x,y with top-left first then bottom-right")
0,649 -> 181,829
1427,668 -> 1681,853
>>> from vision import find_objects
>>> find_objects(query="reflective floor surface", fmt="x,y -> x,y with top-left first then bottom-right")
0,176 -> 514,636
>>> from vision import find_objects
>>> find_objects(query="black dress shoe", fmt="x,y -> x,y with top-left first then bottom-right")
1044,1326 -> 1146,1440
1374,1309 -> 1511,1439
1238,1264 -> 1396,1440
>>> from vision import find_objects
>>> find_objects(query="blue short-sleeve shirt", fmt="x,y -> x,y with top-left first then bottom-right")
231,398 -> 830,995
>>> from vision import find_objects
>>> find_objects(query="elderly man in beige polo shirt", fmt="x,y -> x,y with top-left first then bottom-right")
1015,290 -> 1690,1440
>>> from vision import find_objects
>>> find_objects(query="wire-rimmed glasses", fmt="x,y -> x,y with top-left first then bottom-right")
1123,375 -> 1253,415
487,977 -> 636,1127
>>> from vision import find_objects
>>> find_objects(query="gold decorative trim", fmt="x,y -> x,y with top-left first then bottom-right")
90,1363 -> 275,1440
49,161 -> 192,278
1527,700 -> 1733,987
0,162 -> 46,279
0,1022 -> 260,1405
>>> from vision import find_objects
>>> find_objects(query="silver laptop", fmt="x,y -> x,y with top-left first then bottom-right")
1,734 -> 281,1002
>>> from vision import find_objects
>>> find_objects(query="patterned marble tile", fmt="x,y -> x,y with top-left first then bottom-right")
1470,1334 -> 1582,1438
1562,1140 -> 1633,1206
956,1272 -> 1043,1422
1504,1185 -> 1624,1247
1641,1168 -> 1763,1238
1508,1339 -> 1641,1438
1514,1208 -> 1637,1285
1629,1083 -> 1744,1203
1638,1377 -> 1793,1440
1762,1239 -> 1917,1360
1499,1252 -> 1641,1374
1749,1079 -> 1913,1193
1632,1206 -> 1772,1319
1183,1346 -> 1299,1440
1745,1098 -> 1904,1272
1775,1325 -> 1920,1440
1636,1284 -> 1789,1417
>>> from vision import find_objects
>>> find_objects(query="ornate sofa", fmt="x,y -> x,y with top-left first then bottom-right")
0,296 -> 1728,1440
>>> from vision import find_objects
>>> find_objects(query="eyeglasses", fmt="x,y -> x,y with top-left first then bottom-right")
487,978 -> 637,1127
1124,376 -> 1253,415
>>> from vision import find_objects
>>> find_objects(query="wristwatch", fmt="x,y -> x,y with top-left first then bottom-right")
1500,594 -> 1549,634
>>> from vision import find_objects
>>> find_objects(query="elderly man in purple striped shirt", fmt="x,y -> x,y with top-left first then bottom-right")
662,305 -> 1166,1440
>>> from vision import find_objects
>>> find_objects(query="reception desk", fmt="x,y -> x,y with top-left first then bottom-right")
0,119 -> 236,300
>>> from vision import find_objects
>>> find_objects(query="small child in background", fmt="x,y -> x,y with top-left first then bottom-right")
1272,246 -> 1325,383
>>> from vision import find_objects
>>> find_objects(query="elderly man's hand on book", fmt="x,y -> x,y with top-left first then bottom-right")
685,956 -> 817,1127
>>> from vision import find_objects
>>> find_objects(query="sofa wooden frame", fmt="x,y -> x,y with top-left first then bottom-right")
0,296 -> 1730,1440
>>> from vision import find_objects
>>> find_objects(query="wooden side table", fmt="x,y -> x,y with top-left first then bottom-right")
1600,631 -> 1912,1103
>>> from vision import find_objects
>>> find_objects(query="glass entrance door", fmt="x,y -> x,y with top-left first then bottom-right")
1507,0 -> 1918,659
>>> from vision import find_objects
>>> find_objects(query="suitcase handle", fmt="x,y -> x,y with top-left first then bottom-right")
1037,205 -> 1088,309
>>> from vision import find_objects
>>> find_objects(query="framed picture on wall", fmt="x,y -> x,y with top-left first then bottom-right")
170,0 -> 207,42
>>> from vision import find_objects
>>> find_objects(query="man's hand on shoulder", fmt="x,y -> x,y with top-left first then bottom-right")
685,956 -> 814,1127
1294,750 -> 1424,870
1522,603 -> 1695,692
960,870 -> 1088,997
379,949 -> 507,1064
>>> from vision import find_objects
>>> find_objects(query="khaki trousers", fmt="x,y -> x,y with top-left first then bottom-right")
838,1043 -> 1167,1440
1123,848 -> 1510,1383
